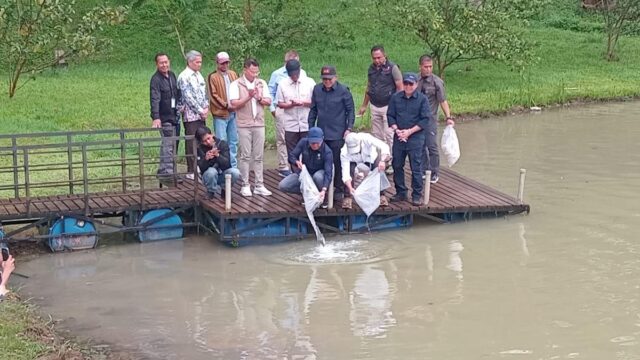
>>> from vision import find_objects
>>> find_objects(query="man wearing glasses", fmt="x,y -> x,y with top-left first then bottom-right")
386,73 -> 431,206
308,65 -> 355,201
207,51 -> 239,168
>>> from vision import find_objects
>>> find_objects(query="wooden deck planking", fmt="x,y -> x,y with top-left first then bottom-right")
0,168 -> 527,221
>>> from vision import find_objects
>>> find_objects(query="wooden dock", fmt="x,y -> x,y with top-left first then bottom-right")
0,128 -> 530,246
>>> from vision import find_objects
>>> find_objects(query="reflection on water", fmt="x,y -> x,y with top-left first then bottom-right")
17,102 -> 640,359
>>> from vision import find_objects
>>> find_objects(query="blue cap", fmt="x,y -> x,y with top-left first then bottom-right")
403,72 -> 418,84
308,127 -> 324,143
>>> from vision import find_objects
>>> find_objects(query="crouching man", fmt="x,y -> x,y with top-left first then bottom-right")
341,132 -> 391,209
278,127 -> 333,208
196,126 -> 240,199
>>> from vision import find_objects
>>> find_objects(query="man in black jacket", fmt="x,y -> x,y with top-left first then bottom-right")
278,127 -> 333,207
308,65 -> 354,198
150,53 -> 181,180
196,127 -> 240,198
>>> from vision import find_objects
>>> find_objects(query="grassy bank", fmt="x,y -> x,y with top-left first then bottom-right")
0,293 -> 132,359
1,26 -> 640,144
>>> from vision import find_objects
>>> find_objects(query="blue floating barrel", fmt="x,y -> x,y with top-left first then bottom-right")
49,217 -> 98,252
138,209 -> 183,242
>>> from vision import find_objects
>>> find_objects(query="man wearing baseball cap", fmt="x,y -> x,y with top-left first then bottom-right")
308,65 -> 355,201
276,59 -> 316,157
340,132 -> 391,209
386,72 -> 431,206
207,51 -> 239,168
268,50 -> 308,178
278,127 -> 333,208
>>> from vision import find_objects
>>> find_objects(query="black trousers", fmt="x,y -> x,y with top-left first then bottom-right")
324,139 -> 345,193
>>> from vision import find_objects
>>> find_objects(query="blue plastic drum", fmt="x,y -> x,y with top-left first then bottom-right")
49,217 -> 98,252
138,209 -> 183,242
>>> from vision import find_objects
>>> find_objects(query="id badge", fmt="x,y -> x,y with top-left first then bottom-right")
171,98 -> 176,109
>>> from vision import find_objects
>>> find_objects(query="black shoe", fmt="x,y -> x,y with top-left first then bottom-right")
411,197 -> 424,206
321,199 -> 329,209
390,193 -> 408,202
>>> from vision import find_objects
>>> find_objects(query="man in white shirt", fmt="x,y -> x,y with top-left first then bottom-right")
268,50 -> 308,177
177,50 -> 208,178
340,132 -> 391,209
276,59 -> 316,159
229,58 -> 273,197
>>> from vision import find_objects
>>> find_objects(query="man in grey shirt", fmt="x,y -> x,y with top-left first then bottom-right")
417,55 -> 455,184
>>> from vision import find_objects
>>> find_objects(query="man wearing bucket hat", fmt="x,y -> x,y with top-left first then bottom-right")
386,72 -> 431,206
340,132 -> 391,209
278,127 -> 333,208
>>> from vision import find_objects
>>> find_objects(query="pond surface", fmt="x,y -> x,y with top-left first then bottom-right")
18,101 -> 640,359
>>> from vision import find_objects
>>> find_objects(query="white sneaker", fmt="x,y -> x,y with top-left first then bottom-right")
253,185 -> 272,196
240,185 -> 252,197
185,173 -> 195,180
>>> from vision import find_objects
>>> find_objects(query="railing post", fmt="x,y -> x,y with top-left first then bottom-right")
81,145 -> 89,215
225,174 -> 232,211
423,170 -> 431,205
12,137 -> 19,198
138,140 -> 145,209
23,149 -> 30,215
120,131 -> 127,192
517,168 -> 527,204
328,165 -> 335,209
67,134 -> 74,194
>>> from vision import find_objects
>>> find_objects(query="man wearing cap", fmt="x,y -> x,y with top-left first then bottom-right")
386,72 -> 431,206
177,50 -> 208,179
276,59 -> 316,157
340,132 -> 391,209
278,127 -> 333,208
357,45 -> 403,174
308,65 -> 355,199
268,50 -> 308,177
229,58 -> 273,197
207,51 -> 239,168
418,55 -> 455,184
150,52 -> 181,182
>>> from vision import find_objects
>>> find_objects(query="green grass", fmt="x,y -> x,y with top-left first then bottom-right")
2,27 -> 639,143
0,299 -> 49,359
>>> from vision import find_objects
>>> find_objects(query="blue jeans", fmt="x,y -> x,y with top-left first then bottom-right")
278,170 -> 325,194
392,144 -> 423,201
202,167 -> 241,195
214,113 -> 238,168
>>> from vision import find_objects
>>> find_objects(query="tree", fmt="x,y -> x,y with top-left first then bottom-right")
0,0 -> 127,98
599,0 -> 640,61
393,0 -> 544,78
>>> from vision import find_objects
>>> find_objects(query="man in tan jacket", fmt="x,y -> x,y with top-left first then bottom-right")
207,51 -> 239,168
229,58 -> 273,197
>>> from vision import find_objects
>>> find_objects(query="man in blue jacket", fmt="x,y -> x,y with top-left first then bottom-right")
278,127 -> 333,208
387,73 -> 431,206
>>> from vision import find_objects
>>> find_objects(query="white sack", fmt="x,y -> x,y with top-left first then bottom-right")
441,124 -> 460,167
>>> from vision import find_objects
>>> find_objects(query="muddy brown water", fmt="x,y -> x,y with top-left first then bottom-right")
16,102 -> 640,359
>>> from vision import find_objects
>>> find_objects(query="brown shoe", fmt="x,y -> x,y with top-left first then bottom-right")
379,195 -> 389,207
342,197 -> 353,209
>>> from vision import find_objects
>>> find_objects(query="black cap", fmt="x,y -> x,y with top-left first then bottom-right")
403,72 -> 419,84
320,65 -> 337,79
285,59 -> 301,76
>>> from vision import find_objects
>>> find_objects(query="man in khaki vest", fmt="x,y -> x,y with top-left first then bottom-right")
229,58 -> 273,197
